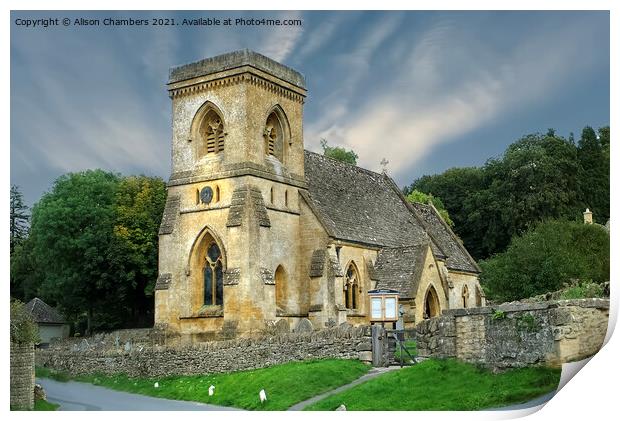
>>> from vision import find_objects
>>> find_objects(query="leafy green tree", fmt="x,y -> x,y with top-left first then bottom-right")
578,126 -> 609,222
320,138 -> 358,165
407,127 -> 609,259
110,175 -> 166,327
405,189 -> 454,227
29,170 -> 121,334
406,167 -> 485,257
479,220 -> 609,302
10,185 -> 29,255
10,300 -> 40,344
10,239 -> 39,301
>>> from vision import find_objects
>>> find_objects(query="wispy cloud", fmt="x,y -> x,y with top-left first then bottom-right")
306,15 -> 605,181
258,11 -> 304,62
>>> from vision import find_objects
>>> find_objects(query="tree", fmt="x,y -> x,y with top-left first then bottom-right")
406,127 -> 609,260
405,189 -> 454,227
29,170 -> 121,334
405,167 -> 485,257
10,300 -> 39,344
109,175 -> 167,327
479,220 -> 609,303
320,138 -> 359,165
578,126 -> 609,222
10,185 -> 29,255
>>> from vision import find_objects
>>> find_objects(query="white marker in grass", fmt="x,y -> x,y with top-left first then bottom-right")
209,385 -> 215,396
259,389 -> 267,403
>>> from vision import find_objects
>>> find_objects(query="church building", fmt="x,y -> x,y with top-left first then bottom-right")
154,50 -> 485,339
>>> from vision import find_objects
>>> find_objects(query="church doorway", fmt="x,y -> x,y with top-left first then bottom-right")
424,285 -> 441,319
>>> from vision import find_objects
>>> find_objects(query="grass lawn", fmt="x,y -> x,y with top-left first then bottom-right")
34,398 -> 60,411
305,359 -> 561,411
36,359 -> 370,410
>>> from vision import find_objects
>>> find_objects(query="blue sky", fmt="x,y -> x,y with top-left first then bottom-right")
10,10 -> 610,206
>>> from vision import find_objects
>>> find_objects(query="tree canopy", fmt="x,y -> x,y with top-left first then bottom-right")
13,170 -> 166,334
405,126 -> 610,260
320,138 -> 359,165
479,220 -> 609,303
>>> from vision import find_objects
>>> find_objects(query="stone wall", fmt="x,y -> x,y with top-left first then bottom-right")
11,343 -> 35,410
416,299 -> 609,368
36,325 -> 373,378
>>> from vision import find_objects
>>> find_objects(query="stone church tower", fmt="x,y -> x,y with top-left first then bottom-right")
155,50 -> 308,338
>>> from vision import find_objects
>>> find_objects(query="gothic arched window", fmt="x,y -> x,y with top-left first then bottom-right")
204,242 -> 223,306
264,112 -> 284,162
462,284 -> 469,308
424,285 -> 441,319
344,263 -> 360,310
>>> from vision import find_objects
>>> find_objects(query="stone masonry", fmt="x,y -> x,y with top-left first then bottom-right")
416,298 -> 609,368
36,324 -> 373,378
10,343 -> 35,410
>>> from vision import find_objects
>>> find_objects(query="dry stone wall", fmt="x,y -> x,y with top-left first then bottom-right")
36,325 -> 372,378
416,299 -> 609,368
10,343 -> 35,410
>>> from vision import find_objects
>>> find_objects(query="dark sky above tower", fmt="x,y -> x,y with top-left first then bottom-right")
10,10 -> 610,206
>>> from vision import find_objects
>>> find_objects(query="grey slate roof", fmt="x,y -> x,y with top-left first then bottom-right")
169,49 -> 306,89
303,151 -> 429,248
25,298 -> 66,324
371,245 -> 428,299
410,202 -> 480,273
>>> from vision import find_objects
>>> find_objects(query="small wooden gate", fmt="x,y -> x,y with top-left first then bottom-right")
371,325 -> 417,367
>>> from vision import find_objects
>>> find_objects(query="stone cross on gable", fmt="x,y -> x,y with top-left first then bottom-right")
380,158 -> 389,174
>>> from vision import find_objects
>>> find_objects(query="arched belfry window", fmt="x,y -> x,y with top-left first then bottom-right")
344,263 -> 360,310
191,103 -> 226,160
264,111 -> 285,162
204,242 -> 223,306
201,109 -> 225,155
462,284 -> 470,308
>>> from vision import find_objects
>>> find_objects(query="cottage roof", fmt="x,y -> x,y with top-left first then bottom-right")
409,202 -> 480,273
303,151 -> 429,248
25,297 -> 66,324
370,245 -> 429,299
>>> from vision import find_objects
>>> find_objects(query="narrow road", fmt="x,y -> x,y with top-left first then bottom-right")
37,378 -> 241,411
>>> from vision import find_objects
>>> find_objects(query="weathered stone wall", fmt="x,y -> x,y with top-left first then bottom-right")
36,325 -> 373,378
416,299 -> 609,368
11,343 -> 35,410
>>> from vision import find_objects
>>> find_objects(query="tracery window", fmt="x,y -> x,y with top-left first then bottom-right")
204,242 -> 223,306
344,264 -> 360,310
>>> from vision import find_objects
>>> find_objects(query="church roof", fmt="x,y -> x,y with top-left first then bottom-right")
409,202 -> 480,273
370,245 -> 429,299
24,297 -> 66,325
302,151 -> 480,274
303,151 -> 430,248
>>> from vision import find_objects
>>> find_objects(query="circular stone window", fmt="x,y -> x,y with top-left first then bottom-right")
200,186 -> 213,204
